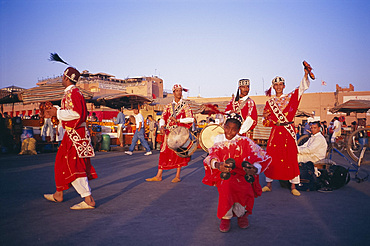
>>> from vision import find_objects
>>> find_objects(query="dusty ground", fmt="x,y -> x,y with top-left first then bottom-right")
1,148 -> 369,246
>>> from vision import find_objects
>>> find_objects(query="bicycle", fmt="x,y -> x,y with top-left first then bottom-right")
297,134 -> 310,146
346,127 -> 370,165
315,141 -> 369,183
297,133 -> 345,151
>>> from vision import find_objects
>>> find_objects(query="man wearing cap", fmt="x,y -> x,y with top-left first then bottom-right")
145,84 -> 194,183
262,67 -> 310,196
225,79 -> 257,136
44,67 -> 97,209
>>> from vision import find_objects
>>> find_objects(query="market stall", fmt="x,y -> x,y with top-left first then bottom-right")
90,92 -> 152,110
87,93 -> 152,149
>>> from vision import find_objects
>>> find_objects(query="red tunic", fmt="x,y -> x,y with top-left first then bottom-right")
203,136 -> 271,219
263,88 -> 300,180
225,96 -> 258,132
158,100 -> 193,170
55,85 -> 97,191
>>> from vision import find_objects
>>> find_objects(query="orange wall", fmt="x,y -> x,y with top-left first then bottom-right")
3,89 -> 370,126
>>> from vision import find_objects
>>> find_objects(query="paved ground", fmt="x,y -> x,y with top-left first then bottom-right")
1,148 -> 370,246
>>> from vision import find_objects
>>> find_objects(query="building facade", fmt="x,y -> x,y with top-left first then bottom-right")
36,70 -> 164,99
189,84 -> 370,126
2,79 -> 369,127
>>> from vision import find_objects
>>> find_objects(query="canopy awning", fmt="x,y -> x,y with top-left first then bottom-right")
90,93 -> 152,109
150,97 -> 211,114
0,90 -> 22,104
295,110 -> 314,118
329,100 -> 370,114
19,83 -> 93,104
0,86 -> 24,104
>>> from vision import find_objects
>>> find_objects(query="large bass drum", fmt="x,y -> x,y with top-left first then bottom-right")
199,124 -> 224,152
167,126 -> 198,158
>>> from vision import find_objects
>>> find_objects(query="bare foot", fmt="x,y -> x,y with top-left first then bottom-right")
84,195 -> 95,207
53,191 -> 63,202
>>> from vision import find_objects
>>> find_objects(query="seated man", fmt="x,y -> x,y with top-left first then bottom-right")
298,121 -> 327,164
202,113 -> 271,233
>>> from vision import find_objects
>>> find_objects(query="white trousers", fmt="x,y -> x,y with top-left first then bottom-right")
41,118 -> 54,141
266,175 -> 300,184
222,203 -> 246,219
331,131 -> 341,143
71,177 -> 91,198
117,124 -> 124,145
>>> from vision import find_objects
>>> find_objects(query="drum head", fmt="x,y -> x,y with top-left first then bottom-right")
175,132 -> 198,158
167,126 -> 190,150
199,124 -> 224,152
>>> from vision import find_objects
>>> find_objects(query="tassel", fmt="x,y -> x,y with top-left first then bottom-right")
235,88 -> 240,102
265,86 -> 272,97
49,53 -> 69,65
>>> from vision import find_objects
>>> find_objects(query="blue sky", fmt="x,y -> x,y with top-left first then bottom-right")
1,0 -> 369,98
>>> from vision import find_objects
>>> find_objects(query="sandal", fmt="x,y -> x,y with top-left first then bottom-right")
145,176 -> 162,182
262,186 -> 271,192
44,194 -> 61,203
70,201 -> 95,210
171,177 -> 181,183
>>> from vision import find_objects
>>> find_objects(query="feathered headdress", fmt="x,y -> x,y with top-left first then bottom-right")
49,53 -> 69,65
49,53 -> 80,83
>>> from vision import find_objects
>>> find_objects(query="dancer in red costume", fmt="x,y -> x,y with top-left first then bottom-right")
145,84 -> 194,183
225,79 -> 258,136
44,67 -> 97,209
262,66 -> 310,196
203,113 -> 271,232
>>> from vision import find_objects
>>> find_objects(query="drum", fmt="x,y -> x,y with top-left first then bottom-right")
167,126 -> 198,158
199,124 -> 224,152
